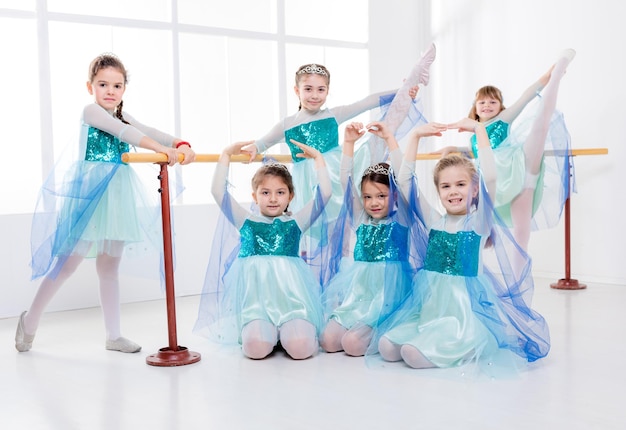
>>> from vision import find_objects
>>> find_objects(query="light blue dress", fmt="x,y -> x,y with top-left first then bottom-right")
30,104 -> 174,280
325,220 -> 415,329
469,95 -> 571,230
194,160 -> 332,344
224,218 -> 325,339
375,155 -> 550,370
321,148 -> 427,347
382,217 -> 498,367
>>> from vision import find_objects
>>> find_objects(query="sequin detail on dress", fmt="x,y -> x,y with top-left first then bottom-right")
470,120 -> 509,157
284,117 -> 339,163
353,222 -> 409,262
85,127 -> 129,163
238,219 -> 301,257
424,229 -> 481,276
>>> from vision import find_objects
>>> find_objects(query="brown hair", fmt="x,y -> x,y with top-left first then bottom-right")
295,64 -> 331,111
88,53 -> 130,124
251,163 -> 295,213
467,85 -> 505,121
361,162 -> 392,190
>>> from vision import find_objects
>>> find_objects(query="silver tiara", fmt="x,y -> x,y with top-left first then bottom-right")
363,164 -> 391,176
264,161 -> 289,172
297,64 -> 328,76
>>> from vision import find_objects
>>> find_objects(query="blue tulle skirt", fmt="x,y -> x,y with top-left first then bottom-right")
382,270 -> 496,368
488,104 -> 571,230
30,159 -> 161,280
198,255 -> 324,344
324,258 -> 413,329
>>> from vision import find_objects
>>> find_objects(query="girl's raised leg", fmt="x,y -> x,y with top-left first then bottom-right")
512,49 -> 575,253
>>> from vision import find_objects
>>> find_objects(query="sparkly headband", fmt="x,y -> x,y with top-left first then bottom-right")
263,161 -> 289,172
297,64 -> 328,77
363,164 -> 391,177
98,52 -> 119,59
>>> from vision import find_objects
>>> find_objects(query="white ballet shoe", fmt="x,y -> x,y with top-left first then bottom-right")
15,311 -> 35,352
558,48 -> 576,67
560,48 -> 576,61
106,336 -> 142,353
417,43 -> 436,86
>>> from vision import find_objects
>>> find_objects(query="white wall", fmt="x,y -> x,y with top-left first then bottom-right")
1,0 -> 623,319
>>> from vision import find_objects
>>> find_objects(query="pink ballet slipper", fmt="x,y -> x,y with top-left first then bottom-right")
417,43 -> 437,86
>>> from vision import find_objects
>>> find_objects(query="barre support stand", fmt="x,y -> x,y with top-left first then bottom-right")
146,163 -> 201,366
551,157 -> 586,290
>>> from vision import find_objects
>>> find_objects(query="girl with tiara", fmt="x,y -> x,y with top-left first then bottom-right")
320,120 -> 431,357
194,139 -> 331,360
375,118 -> 550,373
241,44 -> 436,225
17,53 -> 195,353
437,49 -> 576,263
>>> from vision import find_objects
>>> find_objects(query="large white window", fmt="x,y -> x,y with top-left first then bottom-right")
0,0 -> 369,213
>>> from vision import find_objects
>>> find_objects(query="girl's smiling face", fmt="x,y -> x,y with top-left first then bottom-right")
474,96 -> 502,122
436,165 -> 478,216
294,74 -> 329,112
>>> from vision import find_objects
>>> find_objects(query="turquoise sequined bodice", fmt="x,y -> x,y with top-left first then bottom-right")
470,120 -> 509,157
284,117 -> 338,163
238,218 -> 301,258
85,126 -> 129,163
424,229 -> 481,276
354,222 -> 409,262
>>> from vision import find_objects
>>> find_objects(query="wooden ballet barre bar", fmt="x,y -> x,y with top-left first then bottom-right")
121,147 -> 608,164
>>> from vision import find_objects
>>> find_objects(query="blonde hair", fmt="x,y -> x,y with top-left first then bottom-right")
433,154 -> 477,186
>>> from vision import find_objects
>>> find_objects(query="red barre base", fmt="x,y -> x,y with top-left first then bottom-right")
550,278 -> 587,290
146,346 -> 201,367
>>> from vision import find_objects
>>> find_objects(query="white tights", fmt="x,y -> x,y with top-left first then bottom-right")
383,43 -> 435,134
367,44 -> 435,162
378,336 -> 436,369
23,247 -> 124,341
378,336 -> 402,362
512,54 -> 570,253
320,320 -> 372,357
319,319 -> 346,353
241,318 -> 318,360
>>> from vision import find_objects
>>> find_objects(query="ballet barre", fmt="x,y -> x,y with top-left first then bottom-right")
123,147 -> 607,365
121,148 -> 608,164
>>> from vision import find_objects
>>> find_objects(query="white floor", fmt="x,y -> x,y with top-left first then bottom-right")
1,278 -> 624,430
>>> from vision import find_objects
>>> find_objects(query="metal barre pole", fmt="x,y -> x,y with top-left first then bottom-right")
121,148 -> 608,164
144,163 -> 201,367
